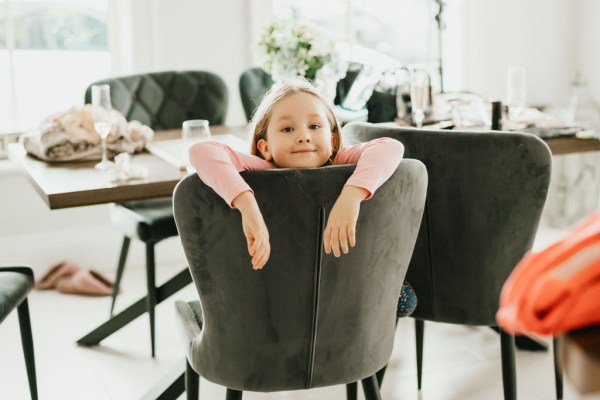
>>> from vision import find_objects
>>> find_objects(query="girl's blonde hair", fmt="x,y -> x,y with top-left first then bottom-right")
249,77 -> 343,165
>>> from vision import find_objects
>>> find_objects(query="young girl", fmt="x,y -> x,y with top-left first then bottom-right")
189,77 -> 416,316
189,77 -> 400,264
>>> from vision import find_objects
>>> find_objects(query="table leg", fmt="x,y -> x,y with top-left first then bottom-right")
77,268 -> 192,346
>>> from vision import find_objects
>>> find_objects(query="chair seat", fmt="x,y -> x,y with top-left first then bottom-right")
110,198 -> 178,243
0,271 -> 34,324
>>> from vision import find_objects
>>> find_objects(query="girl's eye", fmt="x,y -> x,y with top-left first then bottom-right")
309,124 -> 321,130
281,127 -> 294,133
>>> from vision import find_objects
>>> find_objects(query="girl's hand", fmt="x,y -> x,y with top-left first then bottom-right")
323,186 -> 369,257
233,192 -> 270,270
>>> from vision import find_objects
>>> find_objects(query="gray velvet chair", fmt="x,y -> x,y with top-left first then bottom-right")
0,266 -> 37,400
84,70 -> 228,357
239,67 -> 274,122
172,162 -> 428,399
344,122 -> 553,400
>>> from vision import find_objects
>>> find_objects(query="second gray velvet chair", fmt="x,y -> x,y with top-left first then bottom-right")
85,70 -> 228,357
173,162 -> 428,399
345,122 -> 553,400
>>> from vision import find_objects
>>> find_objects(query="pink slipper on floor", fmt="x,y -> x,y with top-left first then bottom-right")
55,269 -> 114,296
35,261 -> 79,290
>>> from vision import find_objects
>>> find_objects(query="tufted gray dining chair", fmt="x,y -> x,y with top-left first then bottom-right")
238,67 -> 274,122
172,162 -> 427,399
345,122 -> 554,400
0,266 -> 37,400
84,70 -> 228,357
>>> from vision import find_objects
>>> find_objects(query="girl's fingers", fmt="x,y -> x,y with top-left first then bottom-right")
323,226 -> 332,254
252,240 -> 270,269
330,227 -> 341,257
348,224 -> 356,248
248,240 -> 255,256
339,226 -> 349,254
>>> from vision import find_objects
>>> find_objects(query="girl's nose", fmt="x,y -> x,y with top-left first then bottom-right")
296,129 -> 311,143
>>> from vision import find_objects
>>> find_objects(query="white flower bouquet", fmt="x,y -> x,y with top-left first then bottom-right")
258,21 -> 347,82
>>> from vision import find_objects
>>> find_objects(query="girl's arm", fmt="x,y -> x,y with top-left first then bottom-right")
189,141 -> 272,207
189,141 -> 272,269
324,137 -> 404,257
334,137 -> 405,199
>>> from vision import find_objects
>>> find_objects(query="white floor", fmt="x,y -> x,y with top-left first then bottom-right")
1,225 -> 599,400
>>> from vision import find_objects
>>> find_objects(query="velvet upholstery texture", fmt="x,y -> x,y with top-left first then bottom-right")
344,122 -> 552,326
85,70 -> 228,130
173,162 -> 427,393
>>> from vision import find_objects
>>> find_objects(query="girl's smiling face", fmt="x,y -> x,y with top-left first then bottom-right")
257,92 -> 333,168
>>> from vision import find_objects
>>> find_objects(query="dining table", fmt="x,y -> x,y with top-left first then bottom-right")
8,125 -> 248,347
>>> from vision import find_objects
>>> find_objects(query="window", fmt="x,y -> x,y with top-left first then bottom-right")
0,0 -> 110,133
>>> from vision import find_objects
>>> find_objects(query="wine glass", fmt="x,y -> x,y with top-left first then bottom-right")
91,85 -> 113,170
182,120 -> 212,169
506,66 -> 527,126
409,67 -> 430,128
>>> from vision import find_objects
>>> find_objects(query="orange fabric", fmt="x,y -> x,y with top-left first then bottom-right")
497,211 -> 600,335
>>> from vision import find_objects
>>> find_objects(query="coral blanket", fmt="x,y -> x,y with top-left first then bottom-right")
497,212 -> 600,335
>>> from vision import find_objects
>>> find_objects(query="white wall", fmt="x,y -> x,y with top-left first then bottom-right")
108,0 -> 273,125
461,0 -> 578,107
578,0 -> 600,102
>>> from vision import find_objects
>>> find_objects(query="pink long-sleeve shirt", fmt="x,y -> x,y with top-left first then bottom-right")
189,137 -> 404,207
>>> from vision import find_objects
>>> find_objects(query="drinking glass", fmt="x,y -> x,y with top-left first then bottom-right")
182,119 -> 212,166
506,66 -> 527,125
409,67 -> 430,128
91,85 -> 113,170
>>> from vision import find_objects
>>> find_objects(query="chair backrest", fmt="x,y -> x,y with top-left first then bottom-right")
239,67 -> 274,122
173,163 -> 427,392
85,70 -> 228,130
344,122 -> 552,326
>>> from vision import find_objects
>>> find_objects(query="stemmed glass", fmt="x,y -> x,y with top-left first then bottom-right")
409,67 -> 430,128
91,84 -> 113,170
182,119 -> 212,171
506,66 -> 527,127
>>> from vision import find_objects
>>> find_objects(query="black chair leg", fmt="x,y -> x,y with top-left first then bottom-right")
225,388 -> 243,400
185,359 -> 199,400
146,243 -> 157,358
415,318 -> 424,390
375,364 -> 387,388
361,374 -> 382,400
346,381 -> 357,400
553,337 -> 563,400
499,327 -> 517,400
110,236 -> 131,317
17,298 -> 38,400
